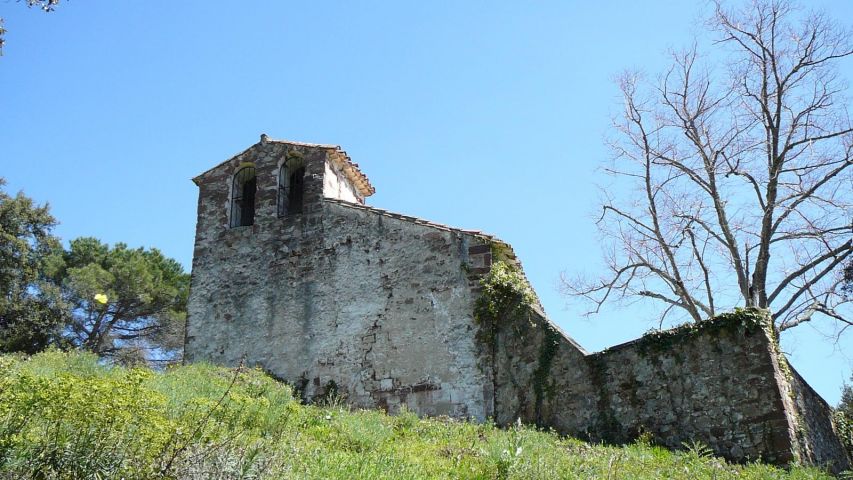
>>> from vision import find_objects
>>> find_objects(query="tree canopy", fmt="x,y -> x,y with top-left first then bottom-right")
48,237 -> 190,363
0,179 -> 189,363
0,178 -> 66,353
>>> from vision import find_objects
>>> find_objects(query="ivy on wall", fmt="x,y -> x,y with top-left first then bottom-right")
473,259 -> 559,425
635,307 -> 772,357
834,411 -> 853,464
473,260 -> 536,327
584,308 -> 776,380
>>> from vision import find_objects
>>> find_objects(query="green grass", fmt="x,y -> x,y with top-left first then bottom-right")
0,351 -> 839,479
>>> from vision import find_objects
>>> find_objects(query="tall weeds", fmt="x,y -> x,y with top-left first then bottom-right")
0,351 -> 838,479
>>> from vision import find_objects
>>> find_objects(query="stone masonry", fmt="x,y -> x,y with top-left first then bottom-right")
185,136 -> 851,472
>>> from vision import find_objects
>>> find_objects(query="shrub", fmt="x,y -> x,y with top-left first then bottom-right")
0,351 -> 172,477
0,351 -> 838,479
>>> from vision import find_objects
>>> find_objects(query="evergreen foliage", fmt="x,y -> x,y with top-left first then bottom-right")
46,237 -> 190,362
838,376 -> 853,460
0,180 -> 189,362
0,179 -> 66,354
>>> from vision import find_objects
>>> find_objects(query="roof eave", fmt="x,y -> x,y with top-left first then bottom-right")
190,136 -> 376,198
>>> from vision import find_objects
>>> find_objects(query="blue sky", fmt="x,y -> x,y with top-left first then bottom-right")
1,1 -> 851,403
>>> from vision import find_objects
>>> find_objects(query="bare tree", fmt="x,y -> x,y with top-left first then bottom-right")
564,0 -> 853,337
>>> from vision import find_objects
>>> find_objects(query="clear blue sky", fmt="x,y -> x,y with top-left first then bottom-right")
1,1 -> 851,403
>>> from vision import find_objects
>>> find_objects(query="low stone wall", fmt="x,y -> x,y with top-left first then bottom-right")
788,367 -> 852,472
490,307 -> 596,432
582,316 -> 794,464
490,308 -> 849,467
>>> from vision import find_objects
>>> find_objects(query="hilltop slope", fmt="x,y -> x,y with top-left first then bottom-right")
0,351 -> 838,479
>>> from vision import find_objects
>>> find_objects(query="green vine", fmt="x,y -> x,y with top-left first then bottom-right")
834,410 -> 853,462
474,261 -> 536,328
532,325 -> 560,425
635,307 -> 771,357
475,260 -> 557,423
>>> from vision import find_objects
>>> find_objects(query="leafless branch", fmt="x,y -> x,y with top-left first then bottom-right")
565,0 -> 853,338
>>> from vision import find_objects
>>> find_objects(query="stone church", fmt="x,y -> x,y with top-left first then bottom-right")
184,135 -> 850,472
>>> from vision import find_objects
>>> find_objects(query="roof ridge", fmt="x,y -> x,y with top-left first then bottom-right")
262,137 -> 341,149
327,149 -> 375,197
192,135 -> 340,182
192,136 -> 374,198
322,197 -> 497,240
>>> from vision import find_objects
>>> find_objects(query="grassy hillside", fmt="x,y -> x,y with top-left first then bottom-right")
0,351 -> 838,479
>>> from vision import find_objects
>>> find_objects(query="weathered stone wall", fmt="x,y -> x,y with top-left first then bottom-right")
187,142 -> 494,418
788,367 -> 852,472
489,307 -> 596,432
583,319 -> 795,464
490,307 -> 796,463
474,251 -> 784,462
187,138 -> 849,471
490,307 -> 851,470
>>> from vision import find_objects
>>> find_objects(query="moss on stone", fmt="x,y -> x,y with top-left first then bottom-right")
635,308 -> 770,358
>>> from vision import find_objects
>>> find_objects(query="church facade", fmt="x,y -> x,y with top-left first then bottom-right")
185,135 -> 850,472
